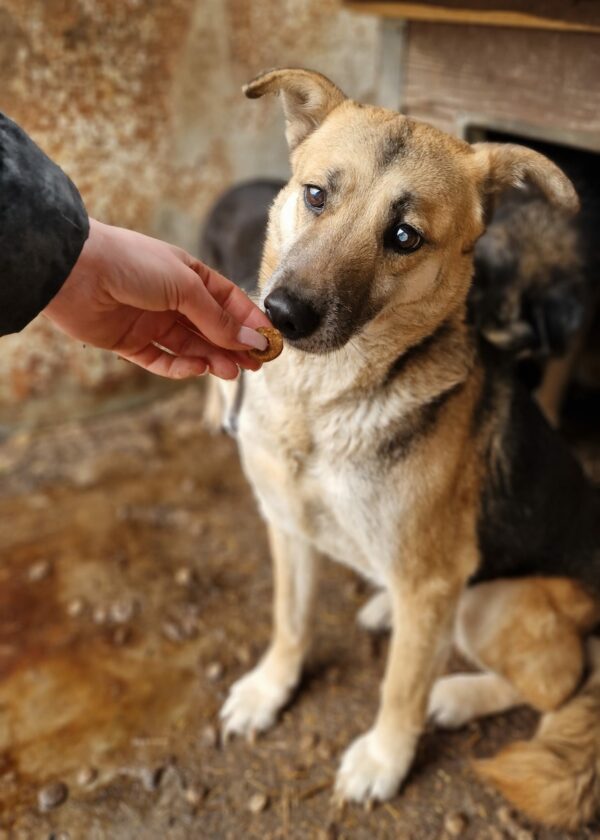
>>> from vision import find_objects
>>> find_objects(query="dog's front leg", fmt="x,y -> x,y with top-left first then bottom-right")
335,571 -> 461,803
221,524 -> 318,740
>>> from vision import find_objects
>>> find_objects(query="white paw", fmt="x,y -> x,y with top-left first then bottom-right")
220,664 -> 295,740
427,674 -> 477,729
334,730 -> 415,803
357,591 -> 392,633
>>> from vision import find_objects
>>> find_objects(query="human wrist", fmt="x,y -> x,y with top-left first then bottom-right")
43,217 -> 106,320
72,218 -> 109,281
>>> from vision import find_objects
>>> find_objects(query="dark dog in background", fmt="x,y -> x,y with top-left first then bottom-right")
470,132 -> 600,424
201,179 -> 285,294
471,189 -> 587,358
201,174 -> 597,426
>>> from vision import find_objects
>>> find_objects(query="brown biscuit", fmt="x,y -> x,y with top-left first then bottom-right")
249,327 -> 284,362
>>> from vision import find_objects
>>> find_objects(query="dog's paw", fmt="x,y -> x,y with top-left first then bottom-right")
428,672 -> 521,728
427,674 -> 478,729
220,664 -> 295,741
357,591 -> 392,633
334,730 -> 414,803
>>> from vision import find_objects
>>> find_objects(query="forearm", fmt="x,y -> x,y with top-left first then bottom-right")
0,113 -> 89,336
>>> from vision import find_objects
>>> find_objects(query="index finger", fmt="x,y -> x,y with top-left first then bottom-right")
193,260 -> 272,330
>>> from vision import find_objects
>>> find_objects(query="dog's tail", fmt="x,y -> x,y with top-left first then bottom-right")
475,636 -> 600,831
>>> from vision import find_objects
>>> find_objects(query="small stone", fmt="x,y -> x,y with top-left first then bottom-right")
247,791 -> 268,813
28,560 -> 51,582
444,812 -> 468,836
51,833 -> 71,840
486,829 -> 504,840
93,605 -> 108,625
66,598 -> 85,618
184,786 -> 205,807
140,766 -> 165,792
174,567 -> 193,586
496,806 -> 513,826
206,662 -> 223,682
200,724 -> 218,748
38,781 -> 68,812
76,766 -> 98,787
109,599 -> 135,624
515,832 -> 534,840
162,619 -> 185,643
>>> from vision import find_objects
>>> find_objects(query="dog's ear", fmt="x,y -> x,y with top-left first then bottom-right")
244,68 -> 346,151
472,143 -> 579,217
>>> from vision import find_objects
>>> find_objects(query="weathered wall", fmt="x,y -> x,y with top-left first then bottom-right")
0,0 -> 381,427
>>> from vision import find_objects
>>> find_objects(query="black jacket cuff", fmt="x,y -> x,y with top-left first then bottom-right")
0,113 -> 89,336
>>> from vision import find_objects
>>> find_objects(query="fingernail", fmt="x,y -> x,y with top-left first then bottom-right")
237,326 -> 267,351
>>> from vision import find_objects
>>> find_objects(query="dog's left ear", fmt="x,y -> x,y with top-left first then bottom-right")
244,68 -> 346,151
472,143 -> 580,216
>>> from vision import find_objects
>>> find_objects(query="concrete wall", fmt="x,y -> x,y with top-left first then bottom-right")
0,0 -> 382,427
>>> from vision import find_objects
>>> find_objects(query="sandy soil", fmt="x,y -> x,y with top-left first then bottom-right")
0,384 -> 599,840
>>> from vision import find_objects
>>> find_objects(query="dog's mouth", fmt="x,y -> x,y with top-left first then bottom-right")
268,317 -> 350,355
263,283 -> 374,355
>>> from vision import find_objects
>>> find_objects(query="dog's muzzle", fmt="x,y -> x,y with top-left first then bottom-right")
264,288 -> 321,341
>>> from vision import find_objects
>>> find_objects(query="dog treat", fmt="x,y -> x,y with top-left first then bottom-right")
248,326 -> 284,362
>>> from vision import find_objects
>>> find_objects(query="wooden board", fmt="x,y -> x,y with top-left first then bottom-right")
401,23 -> 600,151
345,1 -> 600,34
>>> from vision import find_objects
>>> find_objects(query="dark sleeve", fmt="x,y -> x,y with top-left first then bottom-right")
0,113 -> 89,336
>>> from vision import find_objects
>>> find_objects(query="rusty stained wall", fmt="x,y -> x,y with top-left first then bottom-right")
0,0 -> 381,426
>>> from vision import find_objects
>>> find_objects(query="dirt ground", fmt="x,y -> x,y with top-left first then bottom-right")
1,383 -> 599,840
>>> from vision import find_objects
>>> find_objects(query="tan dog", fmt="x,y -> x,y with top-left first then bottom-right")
217,69 -> 600,828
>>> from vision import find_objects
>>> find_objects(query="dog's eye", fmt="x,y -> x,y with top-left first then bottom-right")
304,185 -> 326,213
386,223 -> 423,254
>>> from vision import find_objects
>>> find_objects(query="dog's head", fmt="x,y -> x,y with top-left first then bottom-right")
470,191 -> 586,359
247,68 -> 579,354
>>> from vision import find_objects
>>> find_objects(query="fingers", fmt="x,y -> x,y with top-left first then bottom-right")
120,344 -> 210,379
178,259 -> 272,352
121,342 -> 243,381
171,318 -> 262,372
113,312 -> 261,380
196,262 -> 271,329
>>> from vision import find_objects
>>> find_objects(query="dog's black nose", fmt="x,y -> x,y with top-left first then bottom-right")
264,289 -> 321,340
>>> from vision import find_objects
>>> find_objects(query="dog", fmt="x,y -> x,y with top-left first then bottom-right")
201,179 -> 285,295
213,68 -> 600,829
470,187 -> 592,426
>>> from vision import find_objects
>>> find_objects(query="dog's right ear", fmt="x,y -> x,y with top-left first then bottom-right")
471,143 -> 580,218
243,68 -> 346,151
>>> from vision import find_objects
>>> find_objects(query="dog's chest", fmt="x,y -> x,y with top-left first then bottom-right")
236,373 -> 403,580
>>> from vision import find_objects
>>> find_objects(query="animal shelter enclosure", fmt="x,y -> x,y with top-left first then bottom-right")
2,1 -> 600,839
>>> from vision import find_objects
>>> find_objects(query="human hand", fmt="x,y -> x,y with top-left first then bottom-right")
43,218 -> 271,380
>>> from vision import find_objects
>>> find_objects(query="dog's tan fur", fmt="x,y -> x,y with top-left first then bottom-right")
216,68 -> 599,826
476,637 -> 600,831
